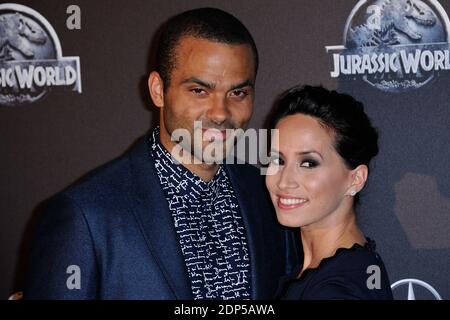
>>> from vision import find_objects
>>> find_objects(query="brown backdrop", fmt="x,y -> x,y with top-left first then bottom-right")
1,0 -> 449,299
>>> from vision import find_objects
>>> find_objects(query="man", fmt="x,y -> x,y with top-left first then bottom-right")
24,8 -> 299,299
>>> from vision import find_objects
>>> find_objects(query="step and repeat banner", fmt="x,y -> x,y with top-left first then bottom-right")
0,0 -> 449,300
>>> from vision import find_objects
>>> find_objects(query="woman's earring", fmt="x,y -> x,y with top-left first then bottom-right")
350,190 -> 357,196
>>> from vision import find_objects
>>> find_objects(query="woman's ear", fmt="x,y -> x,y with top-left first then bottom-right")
346,164 -> 368,196
148,71 -> 164,108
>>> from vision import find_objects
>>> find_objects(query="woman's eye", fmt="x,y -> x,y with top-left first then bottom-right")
300,160 -> 318,168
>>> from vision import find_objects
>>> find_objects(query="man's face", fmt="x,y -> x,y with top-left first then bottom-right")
151,36 -> 256,163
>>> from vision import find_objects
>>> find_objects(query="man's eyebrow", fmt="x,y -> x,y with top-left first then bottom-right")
231,80 -> 254,90
180,77 -> 215,89
180,78 -> 254,91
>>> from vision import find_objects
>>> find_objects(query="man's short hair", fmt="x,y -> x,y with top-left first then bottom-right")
156,7 -> 259,88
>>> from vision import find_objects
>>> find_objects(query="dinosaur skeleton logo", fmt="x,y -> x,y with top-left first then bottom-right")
326,0 -> 450,92
0,3 -> 81,106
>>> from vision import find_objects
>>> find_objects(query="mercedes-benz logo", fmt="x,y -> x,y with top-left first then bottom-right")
391,278 -> 442,300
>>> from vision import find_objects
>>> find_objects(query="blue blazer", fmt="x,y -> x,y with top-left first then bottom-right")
24,134 -> 300,299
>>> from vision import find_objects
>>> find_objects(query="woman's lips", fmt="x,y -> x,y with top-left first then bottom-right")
277,196 -> 308,210
202,128 -> 228,142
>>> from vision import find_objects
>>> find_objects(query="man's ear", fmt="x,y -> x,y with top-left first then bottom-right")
346,164 -> 368,196
148,71 -> 164,108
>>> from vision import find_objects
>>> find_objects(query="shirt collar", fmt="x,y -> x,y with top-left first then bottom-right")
149,126 -> 225,193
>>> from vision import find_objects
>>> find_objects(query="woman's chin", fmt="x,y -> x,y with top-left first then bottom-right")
276,213 -> 303,228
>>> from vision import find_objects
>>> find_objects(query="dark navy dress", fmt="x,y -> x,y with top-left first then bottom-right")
277,239 -> 393,300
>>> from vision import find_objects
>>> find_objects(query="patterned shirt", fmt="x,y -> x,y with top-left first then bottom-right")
149,127 -> 251,300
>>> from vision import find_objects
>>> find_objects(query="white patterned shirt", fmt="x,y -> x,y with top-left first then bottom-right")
149,127 -> 251,300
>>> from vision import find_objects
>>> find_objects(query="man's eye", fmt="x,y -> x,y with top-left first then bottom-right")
230,90 -> 248,98
191,88 -> 207,95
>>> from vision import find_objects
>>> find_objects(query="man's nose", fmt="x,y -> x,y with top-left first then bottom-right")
206,96 -> 230,125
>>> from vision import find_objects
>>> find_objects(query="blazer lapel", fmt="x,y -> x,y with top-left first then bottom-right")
224,164 -> 271,299
129,136 -> 192,299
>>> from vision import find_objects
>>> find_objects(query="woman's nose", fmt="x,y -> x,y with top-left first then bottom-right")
277,165 -> 299,190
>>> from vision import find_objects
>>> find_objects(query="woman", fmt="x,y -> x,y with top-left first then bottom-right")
266,85 -> 393,300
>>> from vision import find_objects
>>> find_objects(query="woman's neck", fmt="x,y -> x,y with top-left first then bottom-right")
299,211 -> 366,277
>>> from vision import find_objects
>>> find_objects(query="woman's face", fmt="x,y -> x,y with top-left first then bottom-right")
265,114 -> 355,229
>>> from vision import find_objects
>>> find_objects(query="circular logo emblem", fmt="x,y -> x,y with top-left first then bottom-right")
339,0 -> 450,92
391,278 -> 442,300
0,3 -> 80,107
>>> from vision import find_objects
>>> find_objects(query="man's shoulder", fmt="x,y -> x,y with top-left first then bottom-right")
65,151 -> 131,197
59,137 -> 149,206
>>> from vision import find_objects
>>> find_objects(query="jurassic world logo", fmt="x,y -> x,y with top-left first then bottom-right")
0,3 -> 81,106
326,0 -> 450,93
